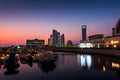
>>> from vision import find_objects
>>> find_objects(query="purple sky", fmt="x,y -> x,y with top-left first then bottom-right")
0,0 -> 120,46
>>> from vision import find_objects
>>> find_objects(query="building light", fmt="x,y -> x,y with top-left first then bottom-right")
111,40 -> 119,44
111,40 -> 114,44
114,41 -> 119,44
114,45 -> 117,48
103,66 -> 106,72
17,46 -> 20,49
79,43 -> 93,48
106,45 -> 109,48
97,43 -> 100,48
106,42 -> 109,48
83,26 -> 86,28
112,62 -> 120,68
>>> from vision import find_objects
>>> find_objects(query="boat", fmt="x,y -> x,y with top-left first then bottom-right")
4,53 -> 20,71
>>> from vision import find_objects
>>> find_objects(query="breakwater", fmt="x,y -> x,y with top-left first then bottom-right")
45,48 -> 120,57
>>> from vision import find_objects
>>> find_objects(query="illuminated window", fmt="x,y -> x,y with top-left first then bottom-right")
114,45 -> 117,48
106,45 -> 109,48
97,44 -> 100,48
112,62 -> 120,68
111,40 -> 113,44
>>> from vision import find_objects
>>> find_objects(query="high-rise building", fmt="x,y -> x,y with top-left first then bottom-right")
61,34 -> 65,46
82,25 -> 87,41
48,38 -> 50,46
112,28 -> 115,36
48,29 -> 65,47
48,35 -> 53,46
48,33 -> 51,46
57,32 -> 60,46
52,29 -> 57,46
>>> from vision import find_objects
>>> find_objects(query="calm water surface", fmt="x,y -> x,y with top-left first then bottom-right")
0,52 -> 120,80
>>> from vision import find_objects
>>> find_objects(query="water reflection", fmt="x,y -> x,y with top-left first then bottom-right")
37,61 -> 56,73
0,52 -> 120,80
77,54 -> 120,72
19,55 -> 57,73
20,56 -> 33,67
77,54 -> 92,69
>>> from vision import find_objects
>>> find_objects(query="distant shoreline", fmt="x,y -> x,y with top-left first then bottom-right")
45,48 -> 120,57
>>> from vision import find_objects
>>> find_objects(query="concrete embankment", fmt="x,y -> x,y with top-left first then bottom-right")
45,48 -> 120,57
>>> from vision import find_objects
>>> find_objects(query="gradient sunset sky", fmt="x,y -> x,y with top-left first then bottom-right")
0,0 -> 120,46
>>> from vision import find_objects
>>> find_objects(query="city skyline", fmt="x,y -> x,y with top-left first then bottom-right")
48,29 -> 64,46
0,0 -> 120,46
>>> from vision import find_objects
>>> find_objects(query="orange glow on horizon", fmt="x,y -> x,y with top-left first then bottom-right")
0,32 -> 50,45
0,23 -> 100,46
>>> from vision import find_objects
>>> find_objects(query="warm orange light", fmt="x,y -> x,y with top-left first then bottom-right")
114,45 -> 117,48
106,45 -> 109,48
111,40 -> 119,44
111,40 -> 114,44
103,66 -> 106,71
115,41 -> 118,43
97,44 -> 100,48
112,62 -> 120,68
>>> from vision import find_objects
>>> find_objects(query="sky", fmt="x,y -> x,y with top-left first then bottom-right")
0,0 -> 120,46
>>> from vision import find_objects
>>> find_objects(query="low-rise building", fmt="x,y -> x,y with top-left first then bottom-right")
88,34 -> 104,48
67,40 -> 73,46
104,35 -> 120,48
26,39 -> 45,48
104,18 -> 120,48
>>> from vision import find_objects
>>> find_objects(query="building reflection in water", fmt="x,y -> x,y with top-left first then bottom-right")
57,54 -> 78,68
0,52 -> 120,80
20,55 -> 33,67
77,54 -> 92,69
77,54 -> 120,78
19,53 -> 57,73
37,61 -> 56,73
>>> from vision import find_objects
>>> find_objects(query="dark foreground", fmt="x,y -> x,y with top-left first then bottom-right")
0,52 -> 120,80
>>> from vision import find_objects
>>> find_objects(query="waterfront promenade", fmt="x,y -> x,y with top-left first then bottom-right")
45,48 -> 120,57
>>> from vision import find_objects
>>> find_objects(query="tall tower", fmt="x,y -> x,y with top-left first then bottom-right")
61,34 -> 65,46
112,28 -> 115,36
52,29 -> 57,46
57,32 -> 60,46
48,35 -> 53,46
82,25 -> 87,41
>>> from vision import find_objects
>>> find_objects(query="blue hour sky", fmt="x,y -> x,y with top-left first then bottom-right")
0,0 -> 120,46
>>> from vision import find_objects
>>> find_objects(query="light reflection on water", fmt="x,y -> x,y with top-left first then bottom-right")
0,52 -> 120,80
77,54 -> 92,67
